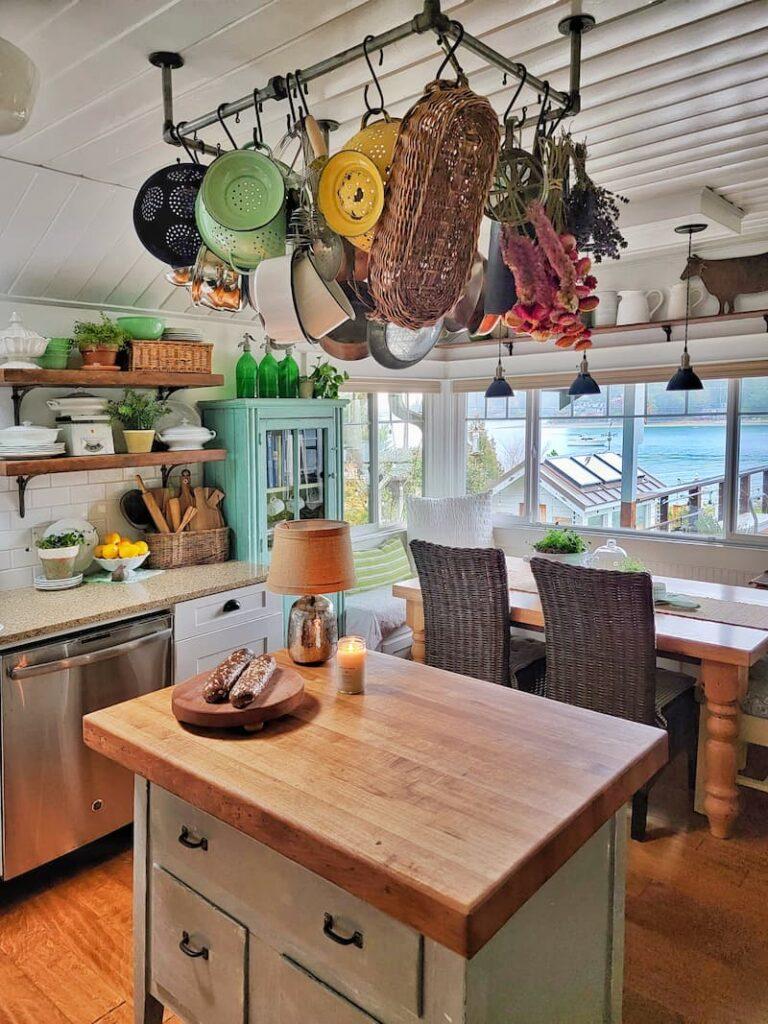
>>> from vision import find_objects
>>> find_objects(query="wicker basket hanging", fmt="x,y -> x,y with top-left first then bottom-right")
368,77 -> 499,330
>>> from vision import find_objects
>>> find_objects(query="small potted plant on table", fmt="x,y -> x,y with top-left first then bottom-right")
106,388 -> 169,454
36,530 -> 85,581
532,528 -> 588,565
72,313 -> 130,367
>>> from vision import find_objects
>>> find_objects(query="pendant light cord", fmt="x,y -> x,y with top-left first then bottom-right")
684,229 -> 693,354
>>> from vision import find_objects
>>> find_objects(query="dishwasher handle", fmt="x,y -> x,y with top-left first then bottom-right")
8,629 -> 173,680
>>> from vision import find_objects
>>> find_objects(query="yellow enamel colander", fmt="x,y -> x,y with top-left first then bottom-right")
336,112 -> 401,252
317,149 -> 385,244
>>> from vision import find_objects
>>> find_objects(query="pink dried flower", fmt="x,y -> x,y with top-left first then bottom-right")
501,230 -> 539,305
528,201 -> 578,310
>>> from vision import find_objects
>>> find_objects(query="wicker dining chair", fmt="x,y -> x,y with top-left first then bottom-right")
529,557 -> 699,841
409,540 -> 546,693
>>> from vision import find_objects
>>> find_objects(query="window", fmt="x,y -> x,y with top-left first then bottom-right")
464,376 -> 768,542
343,392 -> 424,527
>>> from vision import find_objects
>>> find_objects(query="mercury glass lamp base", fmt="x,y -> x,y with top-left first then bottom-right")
287,595 -> 338,665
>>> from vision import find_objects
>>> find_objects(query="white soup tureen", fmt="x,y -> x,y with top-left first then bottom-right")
0,311 -> 47,368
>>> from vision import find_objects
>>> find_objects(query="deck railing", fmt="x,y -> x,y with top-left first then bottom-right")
637,464 -> 768,534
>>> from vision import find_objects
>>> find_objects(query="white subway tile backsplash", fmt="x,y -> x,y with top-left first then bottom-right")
12,547 -> 40,568
0,550 -> 10,569
64,471 -> 90,486
0,567 -> 34,589
30,486 -> 70,508
90,469 -> 124,483
76,484 -> 106,502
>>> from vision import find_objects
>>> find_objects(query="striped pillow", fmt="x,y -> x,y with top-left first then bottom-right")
349,537 -> 412,594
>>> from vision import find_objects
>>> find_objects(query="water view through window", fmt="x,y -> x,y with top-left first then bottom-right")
466,377 -> 768,540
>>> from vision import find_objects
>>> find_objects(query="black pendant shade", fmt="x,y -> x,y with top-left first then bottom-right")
568,354 -> 600,396
485,339 -> 513,399
667,222 -> 707,392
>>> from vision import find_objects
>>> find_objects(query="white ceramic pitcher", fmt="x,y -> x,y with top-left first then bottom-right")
667,281 -> 705,320
616,289 -> 664,326
594,289 -> 619,327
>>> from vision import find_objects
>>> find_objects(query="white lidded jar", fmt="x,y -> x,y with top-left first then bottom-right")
588,537 -> 628,570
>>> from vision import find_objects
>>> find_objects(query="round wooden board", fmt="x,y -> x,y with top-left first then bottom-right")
172,666 -> 305,729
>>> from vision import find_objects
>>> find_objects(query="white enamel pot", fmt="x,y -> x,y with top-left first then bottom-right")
251,254 -> 303,343
292,252 -> 353,342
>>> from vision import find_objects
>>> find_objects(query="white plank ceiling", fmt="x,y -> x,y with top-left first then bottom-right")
0,0 -> 766,316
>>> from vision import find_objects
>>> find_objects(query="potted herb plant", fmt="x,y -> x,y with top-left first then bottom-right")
298,375 -> 315,400
105,388 -> 169,454
72,313 -> 130,367
532,528 -> 588,565
36,530 -> 85,581
309,358 -> 349,399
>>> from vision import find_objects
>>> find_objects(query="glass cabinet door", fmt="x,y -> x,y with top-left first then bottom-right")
264,424 -> 337,552
298,428 -> 326,521
265,429 -> 294,549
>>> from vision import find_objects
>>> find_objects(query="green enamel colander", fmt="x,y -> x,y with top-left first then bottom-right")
200,149 -> 286,231
195,191 -> 286,271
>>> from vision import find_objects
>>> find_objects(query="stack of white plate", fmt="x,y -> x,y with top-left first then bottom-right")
162,328 -> 203,343
34,572 -> 83,591
0,441 -> 66,460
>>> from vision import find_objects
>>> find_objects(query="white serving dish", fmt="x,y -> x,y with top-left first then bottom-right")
157,421 -> 216,451
0,421 -> 59,445
0,311 -> 47,368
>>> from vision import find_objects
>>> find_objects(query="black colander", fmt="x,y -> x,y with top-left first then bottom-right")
133,162 -> 206,266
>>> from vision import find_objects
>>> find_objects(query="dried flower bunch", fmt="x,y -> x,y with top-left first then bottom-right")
500,201 -> 598,349
565,141 -> 628,263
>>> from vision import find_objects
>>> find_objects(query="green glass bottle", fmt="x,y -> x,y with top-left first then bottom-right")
278,345 -> 300,399
235,332 -> 258,398
257,340 -> 279,399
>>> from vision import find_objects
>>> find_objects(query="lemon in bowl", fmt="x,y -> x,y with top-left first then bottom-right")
93,534 -> 150,580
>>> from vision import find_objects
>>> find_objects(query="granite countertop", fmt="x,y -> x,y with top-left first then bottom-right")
0,561 -> 268,648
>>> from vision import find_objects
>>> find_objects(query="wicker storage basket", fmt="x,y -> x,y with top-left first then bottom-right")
146,526 -> 229,569
369,77 -> 499,330
129,340 -> 213,373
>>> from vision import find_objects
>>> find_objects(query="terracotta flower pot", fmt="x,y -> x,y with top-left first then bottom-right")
81,347 -> 119,367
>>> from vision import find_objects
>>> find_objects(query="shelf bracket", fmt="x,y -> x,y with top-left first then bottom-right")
661,324 -> 672,343
763,314 -> 768,334
156,385 -> 184,403
16,476 -> 30,518
11,385 -> 35,426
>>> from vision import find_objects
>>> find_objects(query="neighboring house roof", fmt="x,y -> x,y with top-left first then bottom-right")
493,451 -> 666,513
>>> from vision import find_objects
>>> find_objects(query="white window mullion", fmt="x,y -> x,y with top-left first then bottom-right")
525,389 -> 540,523
369,393 -> 379,526
723,377 -> 740,539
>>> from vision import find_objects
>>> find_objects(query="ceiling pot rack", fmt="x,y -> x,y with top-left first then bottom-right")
148,0 -> 594,159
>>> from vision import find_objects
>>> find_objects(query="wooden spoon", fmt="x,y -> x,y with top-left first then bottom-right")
179,469 -> 194,514
136,474 -> 170,533
176,506 -> 198,533
167,497 -> 181,532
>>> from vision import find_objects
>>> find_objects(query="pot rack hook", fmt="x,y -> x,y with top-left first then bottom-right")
436,20 -> 465,81
503,65 -> 528,125
534,80 -> 551,137
294,68 -> 310,112
362,33 -> 386,115
285,71 -> 300,133
252,89 -> 265,149
172,122 -> 200,164
216,103 -> 238,150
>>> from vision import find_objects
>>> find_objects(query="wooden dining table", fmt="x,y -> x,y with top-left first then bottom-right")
393,557 -> 768,840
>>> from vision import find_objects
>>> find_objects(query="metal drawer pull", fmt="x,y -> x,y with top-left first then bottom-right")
222,599 -> 241,613
178,825 -> 208,850
323,913 -> 363,948
179,931 -> 209,959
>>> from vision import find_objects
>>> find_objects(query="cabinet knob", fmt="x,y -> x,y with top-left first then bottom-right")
178,825 -> 208,851
222,599 -> 241,613
179,931 -> 209,959
323,913 -> 364,948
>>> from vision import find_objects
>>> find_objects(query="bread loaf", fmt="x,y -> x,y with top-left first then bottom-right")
202,648 -> 254,703
229,655 -> 277,709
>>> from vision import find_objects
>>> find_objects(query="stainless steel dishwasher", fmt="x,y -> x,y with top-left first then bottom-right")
1,612 -> 172,880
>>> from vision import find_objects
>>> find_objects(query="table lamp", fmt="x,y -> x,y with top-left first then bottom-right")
267,520 -> 356,665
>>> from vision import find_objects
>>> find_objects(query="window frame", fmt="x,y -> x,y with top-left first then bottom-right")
461,377 -> 768,549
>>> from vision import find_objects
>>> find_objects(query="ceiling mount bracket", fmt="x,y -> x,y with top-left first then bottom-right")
149,51 -> 184,69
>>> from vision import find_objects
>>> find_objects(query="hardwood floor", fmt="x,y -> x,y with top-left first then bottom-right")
0,755 -> 766,1024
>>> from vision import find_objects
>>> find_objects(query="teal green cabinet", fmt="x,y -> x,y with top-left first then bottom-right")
199,398 -> 345,568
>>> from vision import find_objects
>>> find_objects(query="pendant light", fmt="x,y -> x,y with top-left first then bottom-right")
568,352 -> 600,396
0,37 -> 39,134
485,339 -> 513,399
667,223 -> 707,392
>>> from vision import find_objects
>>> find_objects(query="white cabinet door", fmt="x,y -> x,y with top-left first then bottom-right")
174,614 -> 283,682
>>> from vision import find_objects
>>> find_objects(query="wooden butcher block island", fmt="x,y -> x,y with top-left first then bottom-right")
84,651 -> 666,1024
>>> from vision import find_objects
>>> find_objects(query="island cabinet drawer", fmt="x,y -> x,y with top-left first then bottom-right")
174,615 -> 283,681
249,934 -> 383,1023
174,584 -> 281,641
150,787 -> 423,1023
150,865 -> 247,1024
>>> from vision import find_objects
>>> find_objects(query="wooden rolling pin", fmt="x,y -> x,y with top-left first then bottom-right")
167,496 -> 181,532
136,475 -> 170,533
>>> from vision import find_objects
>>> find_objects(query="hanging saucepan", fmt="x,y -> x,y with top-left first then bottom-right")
250,250 -> 352,344
190,244 -> 246,311
133,161 -> 205,266
321,285 -> 371,361
367,318 -> 444,370
444,252 -> 486,333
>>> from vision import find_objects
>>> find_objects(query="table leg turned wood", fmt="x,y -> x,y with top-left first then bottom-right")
700,661 -> 746,839
406,598 -> 426,664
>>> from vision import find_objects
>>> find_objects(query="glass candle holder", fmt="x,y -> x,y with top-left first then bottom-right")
335,636 -> 367,695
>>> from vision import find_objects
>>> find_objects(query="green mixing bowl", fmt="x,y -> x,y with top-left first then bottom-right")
117,316 -> 165,340
195,191 -> 285,271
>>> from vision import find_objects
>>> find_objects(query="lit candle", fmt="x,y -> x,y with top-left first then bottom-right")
335,636 -> 367,695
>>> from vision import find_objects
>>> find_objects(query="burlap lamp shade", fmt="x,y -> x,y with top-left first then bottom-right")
267,520 -> 356,595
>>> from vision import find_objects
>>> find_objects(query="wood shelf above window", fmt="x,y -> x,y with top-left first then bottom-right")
0,449 -> 227,517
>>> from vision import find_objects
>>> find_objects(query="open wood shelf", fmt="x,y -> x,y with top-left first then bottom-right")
0,449 -> 227,517
0,368 -> 224,389
436,307 -> 768,349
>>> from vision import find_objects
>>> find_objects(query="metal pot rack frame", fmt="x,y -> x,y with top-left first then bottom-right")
148,0 -> 595,159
